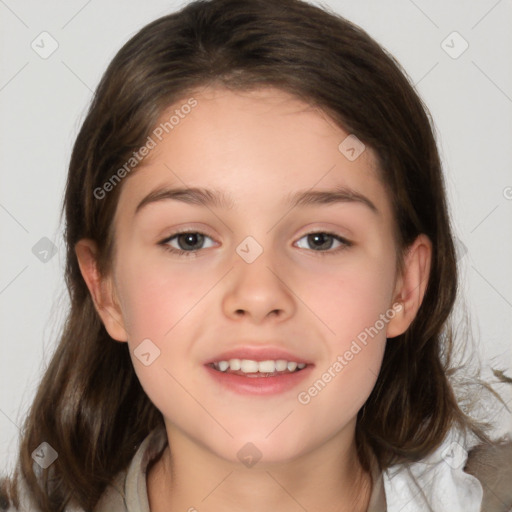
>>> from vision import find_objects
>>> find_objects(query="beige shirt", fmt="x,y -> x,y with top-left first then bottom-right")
8,425 -> 511,511
94,426 -> 387,511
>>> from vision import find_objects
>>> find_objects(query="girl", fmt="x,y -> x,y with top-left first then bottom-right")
2,0 -> 511,510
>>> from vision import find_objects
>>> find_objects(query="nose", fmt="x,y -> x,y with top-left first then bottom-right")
221,249 -> 296,324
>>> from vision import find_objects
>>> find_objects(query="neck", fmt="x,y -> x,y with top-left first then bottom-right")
148,424 -> 373,512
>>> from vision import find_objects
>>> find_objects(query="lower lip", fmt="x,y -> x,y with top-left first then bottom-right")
204,364 -> 314,396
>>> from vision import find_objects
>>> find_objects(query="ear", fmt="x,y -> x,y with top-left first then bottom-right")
386,234 -> 432,338
74,238 -> 128,342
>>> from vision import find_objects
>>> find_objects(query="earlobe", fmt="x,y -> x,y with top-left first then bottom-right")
386,234 -> 432,339
74,239 -> 128,342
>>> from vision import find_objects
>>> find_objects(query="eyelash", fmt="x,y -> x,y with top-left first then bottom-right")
158,230 -> 353,257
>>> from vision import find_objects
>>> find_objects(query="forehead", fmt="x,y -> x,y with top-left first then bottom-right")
114,86 -> 391,223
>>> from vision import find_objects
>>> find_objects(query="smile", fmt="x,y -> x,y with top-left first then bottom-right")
209,358 -> 307,376
204,359 -> 313,395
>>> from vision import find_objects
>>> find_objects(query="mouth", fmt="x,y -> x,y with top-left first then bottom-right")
207,358 -> 308,377
204,349 -> 314,395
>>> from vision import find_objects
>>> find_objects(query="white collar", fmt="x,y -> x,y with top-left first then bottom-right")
382,427 -> 483,511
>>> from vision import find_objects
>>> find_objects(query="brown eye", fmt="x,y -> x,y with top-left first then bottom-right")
174,232 -> 206,251
160,231 -> 216,256
295,232 -> 352,254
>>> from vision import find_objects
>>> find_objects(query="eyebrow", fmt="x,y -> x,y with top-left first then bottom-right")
134,185 -> 378,215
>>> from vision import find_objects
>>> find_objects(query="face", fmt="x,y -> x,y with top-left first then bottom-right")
87,86 -> 413,465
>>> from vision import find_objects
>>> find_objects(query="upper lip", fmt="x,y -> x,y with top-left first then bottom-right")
205,345 -> 313,365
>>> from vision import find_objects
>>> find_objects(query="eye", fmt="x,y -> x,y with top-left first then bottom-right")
159,231 -> 216,257
158,230 -> 352,258
295,232 -> 352,254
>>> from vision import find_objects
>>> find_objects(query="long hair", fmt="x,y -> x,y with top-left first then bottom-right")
3,0 -> 510,509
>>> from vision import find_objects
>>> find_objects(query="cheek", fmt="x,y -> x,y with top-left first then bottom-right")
294,267 -> 393,424
296,338 -> 385,446
294,255 -> 394,403
116,255 -> 209,341
301,255 -> 397,344
114,254 -> 218,403
114,259 -> 207,410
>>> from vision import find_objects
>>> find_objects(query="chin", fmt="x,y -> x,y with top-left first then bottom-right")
205,431 -> 312,467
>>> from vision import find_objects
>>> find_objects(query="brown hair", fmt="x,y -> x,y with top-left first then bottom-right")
2,0 -> 510,509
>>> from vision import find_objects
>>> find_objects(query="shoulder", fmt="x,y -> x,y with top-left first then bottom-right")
464,438 -> 512,512
0,469 -> 86,512
382,428 -> 512,512
0,426 -> 166,512
0,467 -> 131,512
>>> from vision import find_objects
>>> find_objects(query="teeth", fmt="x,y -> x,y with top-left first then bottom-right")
218,360 -> 229,372
275,359 -> 288,371
287,361 -> 297,372
212,358 -> 307,373
240,359 -> 259,373
258,360 -> 276,372
229,358 -> 241,371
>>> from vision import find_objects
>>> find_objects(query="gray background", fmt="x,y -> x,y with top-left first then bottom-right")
1,0 -> 511,472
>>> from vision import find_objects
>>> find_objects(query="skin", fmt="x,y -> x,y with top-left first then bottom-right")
76,86 -> 431,512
